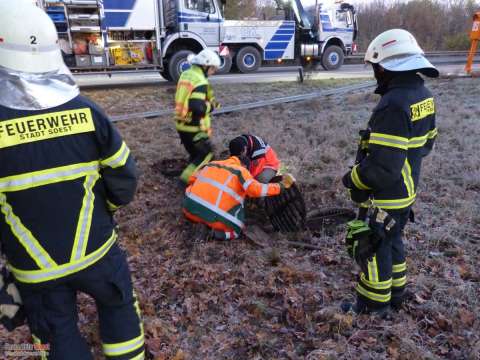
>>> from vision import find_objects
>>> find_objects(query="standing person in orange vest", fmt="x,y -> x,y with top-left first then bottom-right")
228,134 -> 280,183
183,155 -> 295,240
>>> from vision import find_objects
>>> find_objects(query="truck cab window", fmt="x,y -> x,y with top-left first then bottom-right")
336,11 -> 347,24
184,0 -> 215,14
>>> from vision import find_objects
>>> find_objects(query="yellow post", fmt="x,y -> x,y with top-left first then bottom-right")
465,12 -> 480,74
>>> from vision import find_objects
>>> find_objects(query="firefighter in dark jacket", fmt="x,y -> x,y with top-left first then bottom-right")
175,49 -> 221,183
0,2 -> 143,359
342,29 -> 438,315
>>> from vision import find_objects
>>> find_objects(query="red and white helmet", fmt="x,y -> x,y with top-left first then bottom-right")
365,29 -> 439,77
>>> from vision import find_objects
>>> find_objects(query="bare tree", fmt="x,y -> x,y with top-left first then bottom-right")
356,0 -> 479,51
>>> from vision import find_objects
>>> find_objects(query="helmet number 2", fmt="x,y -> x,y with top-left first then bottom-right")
30,36 -> 37,45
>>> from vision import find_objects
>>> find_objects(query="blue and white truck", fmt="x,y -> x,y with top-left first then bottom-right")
222,1 -> 358,73
38,0 -> 357,81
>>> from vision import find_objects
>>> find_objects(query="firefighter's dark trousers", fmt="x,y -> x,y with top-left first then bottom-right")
178,131 -> 213,183
16,244 -> 144,360
356,210 -> 410,310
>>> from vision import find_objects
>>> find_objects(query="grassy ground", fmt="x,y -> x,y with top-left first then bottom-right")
1,77 -> 479,359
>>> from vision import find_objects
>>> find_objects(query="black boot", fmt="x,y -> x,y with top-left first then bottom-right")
391,289 -> 413,311
342,298 -> 391,318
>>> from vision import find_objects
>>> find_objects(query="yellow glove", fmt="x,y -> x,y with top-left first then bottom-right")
210,99 -> 221,110
281,173 -> 296,189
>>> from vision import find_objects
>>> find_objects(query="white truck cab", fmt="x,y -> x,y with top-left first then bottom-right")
39,0 -> 226,81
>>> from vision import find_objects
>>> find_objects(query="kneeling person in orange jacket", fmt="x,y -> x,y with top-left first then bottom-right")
183,155 -> 294,240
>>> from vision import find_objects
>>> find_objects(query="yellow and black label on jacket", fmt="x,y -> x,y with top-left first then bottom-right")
0,108 -> 95,149
410,98 -> 434,122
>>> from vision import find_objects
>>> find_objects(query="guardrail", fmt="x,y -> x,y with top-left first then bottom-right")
111,81 -> 376,123
346,51 -> 469,64
348,51 -> 468,58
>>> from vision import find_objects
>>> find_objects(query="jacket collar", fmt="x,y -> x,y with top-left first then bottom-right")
191,64 -> 208,78
226,156 -> 242,166
375,72 -> 424,95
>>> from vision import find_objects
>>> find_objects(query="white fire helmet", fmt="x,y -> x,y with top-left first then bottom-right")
188,49 -> 221,68
364,29 -> 439,78
0,0 -> 65,73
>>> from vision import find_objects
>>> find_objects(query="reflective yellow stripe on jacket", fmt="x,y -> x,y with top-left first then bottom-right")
3,142 -> 130,283
9,231 -> 117,283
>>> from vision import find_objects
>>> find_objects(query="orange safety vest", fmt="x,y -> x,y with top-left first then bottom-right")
183,156 -> 281,233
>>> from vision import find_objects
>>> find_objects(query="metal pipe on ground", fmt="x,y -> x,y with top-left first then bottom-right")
110,81 -> 377,123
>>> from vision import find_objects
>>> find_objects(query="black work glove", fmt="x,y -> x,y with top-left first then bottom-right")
342,171 -> 370,203
342,170 -> 354,189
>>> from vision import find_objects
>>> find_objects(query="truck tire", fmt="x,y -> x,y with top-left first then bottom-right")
321,45 -> 344,70
160,65 -> 173,81
168,50 -> 194,83
216,54 -> 233,74
235,46 -> 261,73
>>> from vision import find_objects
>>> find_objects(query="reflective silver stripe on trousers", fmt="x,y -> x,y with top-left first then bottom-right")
103,335 -> 144,356
0,194 -> 54,269
0,162 -> 99,192
72,174 -> 98,261
186,192 -> 244,228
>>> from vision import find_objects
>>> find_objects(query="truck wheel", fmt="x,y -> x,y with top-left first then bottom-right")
168,50 -> 194,82
160,65 -> 173,81
216,54 -> 233,74
235,46 -> 261,73
321,45 -> 344,70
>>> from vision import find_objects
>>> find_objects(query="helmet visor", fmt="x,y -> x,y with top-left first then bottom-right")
380,54 -> 439,78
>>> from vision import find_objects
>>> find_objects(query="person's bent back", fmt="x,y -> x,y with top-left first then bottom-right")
183,155 -> 284,240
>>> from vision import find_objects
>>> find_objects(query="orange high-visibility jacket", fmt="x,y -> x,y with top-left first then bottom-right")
183,156 -> 281,233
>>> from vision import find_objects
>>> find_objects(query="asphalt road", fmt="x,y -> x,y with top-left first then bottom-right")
75,59 -> 478,88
